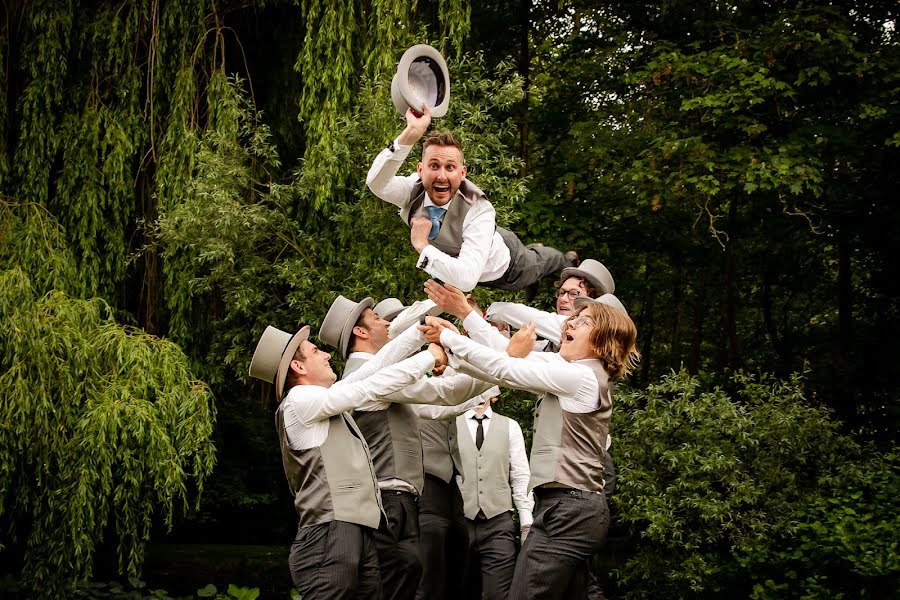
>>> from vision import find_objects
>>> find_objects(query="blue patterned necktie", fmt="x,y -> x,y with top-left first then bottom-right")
427,205 -> 447,240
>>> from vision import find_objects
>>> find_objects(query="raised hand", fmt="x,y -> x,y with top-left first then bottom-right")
398,103 -> 432,145
424,279 -> 474,320
427,343 -> 448,369
507,322 -> 536,358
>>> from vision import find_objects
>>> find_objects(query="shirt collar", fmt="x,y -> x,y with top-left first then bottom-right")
423,195 -> 453,211
347,351 -> 375,360
465,406 -> 493,420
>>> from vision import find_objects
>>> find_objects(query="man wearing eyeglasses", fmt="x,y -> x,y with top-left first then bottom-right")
481,259 -> 615,349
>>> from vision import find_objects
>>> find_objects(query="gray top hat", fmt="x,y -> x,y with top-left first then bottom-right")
319,295 -> 375,359
249,325 -> 311,401
560,259 -> 615,295
574,293 -> 628,316
391,44 -> 450,118
373,297 -> 406,322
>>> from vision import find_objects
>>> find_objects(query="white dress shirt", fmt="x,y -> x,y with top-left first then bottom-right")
460,310 -> 613,450
366,138 -> 511,291
348,351 -> 494,412
281,327 -> 434,450
458,406 -> 534,527
439,328 -> 608,414
486,302 -> 567,344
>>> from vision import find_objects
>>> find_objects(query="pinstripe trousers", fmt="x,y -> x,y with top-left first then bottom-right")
288,520 -> 382,600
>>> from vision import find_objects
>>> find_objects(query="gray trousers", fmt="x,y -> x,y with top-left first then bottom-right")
376,490 -> 422,600
463,511 -> 518,600
288,520 -> 382,600
508,489 -> 610,600
484,227 -> 575,291
416,475 -> 469,600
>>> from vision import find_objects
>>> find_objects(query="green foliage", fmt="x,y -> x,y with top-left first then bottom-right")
0,266 -> 216,596
611,369 -> 899,598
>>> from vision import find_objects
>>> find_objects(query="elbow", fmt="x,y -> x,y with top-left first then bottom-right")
451,274 -> 478,293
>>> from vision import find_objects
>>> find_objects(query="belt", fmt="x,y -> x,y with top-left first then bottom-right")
381,489 -> 418,500
533,486 -> 596,499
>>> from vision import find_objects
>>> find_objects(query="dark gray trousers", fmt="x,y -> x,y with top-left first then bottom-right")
416,475 -> 468,600
463,511 -> 518,600
508,489 -> 610,600
376,490 -> 423,600
484,227 -> 575,292
288,520 -> 382,600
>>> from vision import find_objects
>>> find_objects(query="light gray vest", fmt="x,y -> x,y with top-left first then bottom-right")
529,360 -> 612,493
456,413 -> 514,520
276,405 -> 382,529
344,355 -> 426,495
400,179 -> 482,257
419,418 -> 462,483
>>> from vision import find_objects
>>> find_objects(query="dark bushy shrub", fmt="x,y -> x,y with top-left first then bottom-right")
611,370 -> 899,598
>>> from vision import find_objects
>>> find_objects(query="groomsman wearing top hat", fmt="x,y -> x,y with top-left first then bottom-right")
456,390 -> 533,600
248,322 -> 448,600
373,298 -> 475,600
319,295 -> 494,600
366,103 -> 577,295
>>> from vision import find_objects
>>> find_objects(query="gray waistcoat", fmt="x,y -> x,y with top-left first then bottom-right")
400,179 -> 483,257
276,406 -> 383,529
529,360 -> 612,493
419,418 -> 462,483
344,356 -> 425,495
456,413 -> 513,520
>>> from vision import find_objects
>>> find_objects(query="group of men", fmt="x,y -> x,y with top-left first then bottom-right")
249,103 -> 630,599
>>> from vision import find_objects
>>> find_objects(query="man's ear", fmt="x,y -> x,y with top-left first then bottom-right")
289,359 -> 305,377
352,324 -> 369,340
416,161 -> 424,178
460,164 -> 467,179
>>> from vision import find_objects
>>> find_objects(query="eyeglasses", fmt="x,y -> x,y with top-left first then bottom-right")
567,316 -> 595,329
557,289 -> 583,300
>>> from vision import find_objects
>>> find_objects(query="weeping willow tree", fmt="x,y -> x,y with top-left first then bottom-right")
0,201 -> 217,596
0,0 -> 476,589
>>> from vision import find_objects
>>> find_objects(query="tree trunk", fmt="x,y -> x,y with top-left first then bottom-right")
837,226 -> 856,422
518,0 -> 530,175
669,259 -> 683,370
639,256 -> 654,384
688,267 -> 709,373
724,197 -> 743,370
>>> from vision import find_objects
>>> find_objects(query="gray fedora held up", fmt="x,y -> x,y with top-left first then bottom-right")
319,295 -> 375,359
391,44 -> 450,118
249,325 -> 311,401
561,259 -> 616,295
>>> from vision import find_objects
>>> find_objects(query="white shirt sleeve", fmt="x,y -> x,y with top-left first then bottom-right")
411,388 -> 490,420
341,325 -> 426,385
508,418 -> 533,526
366,140 -> 416,209
486,302 -> 566,345
358,371 -> 495,410
288,351 -> 436,424
461,311 -> 512,351
416,199 -> 498,292
439,329 -> 601,413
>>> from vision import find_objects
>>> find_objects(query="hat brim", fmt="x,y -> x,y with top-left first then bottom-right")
560,263 -> 615,295
275,326 -> 311,401
380,306 -> 406,322
387,299 -> 443,339
392,44 -> 450,118
574,295 -> 628,317
338,297 -> 375,358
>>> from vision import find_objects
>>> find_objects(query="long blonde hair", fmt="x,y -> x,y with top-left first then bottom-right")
580,303 -> 640,381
